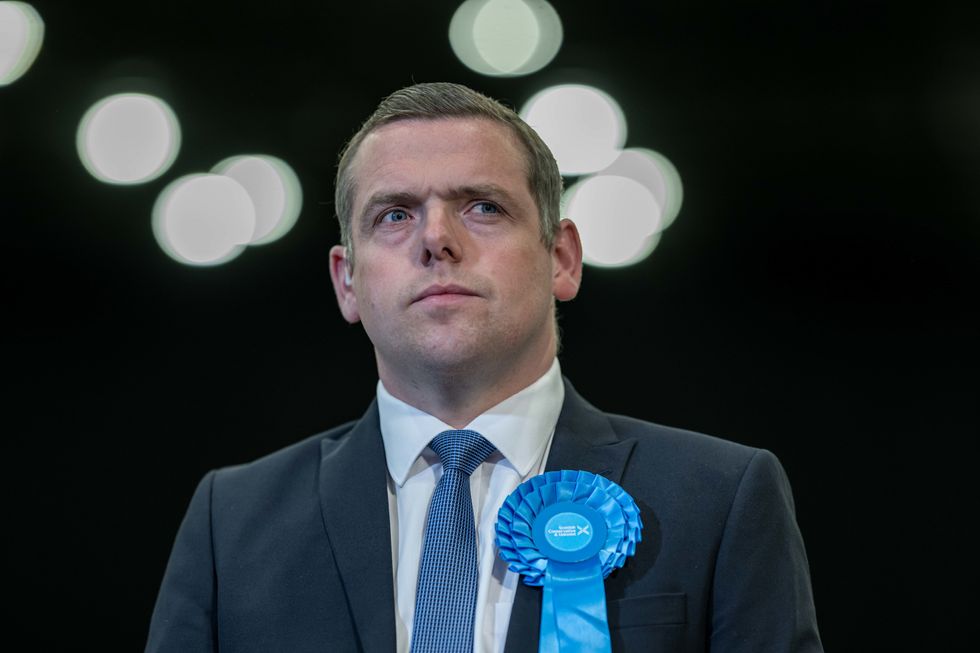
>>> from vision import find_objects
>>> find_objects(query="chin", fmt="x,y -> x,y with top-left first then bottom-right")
417,344 -> 484,371
403,333 -> 490,369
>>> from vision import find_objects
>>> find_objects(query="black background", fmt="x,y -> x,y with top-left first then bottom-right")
4,1 -> 977,649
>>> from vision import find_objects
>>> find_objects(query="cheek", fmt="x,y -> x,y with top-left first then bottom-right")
349,278 -> 383,324
493,249 -> 553,300
360,290 -> 389,323
353,258 -> 398,310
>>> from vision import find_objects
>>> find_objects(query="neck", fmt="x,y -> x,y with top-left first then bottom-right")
377,349 -> 555,429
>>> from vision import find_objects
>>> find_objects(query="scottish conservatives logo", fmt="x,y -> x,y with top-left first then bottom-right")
547,524 -> 592,537
543,511 -> 595,553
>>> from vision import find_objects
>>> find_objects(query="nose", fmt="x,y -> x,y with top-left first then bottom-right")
420,203 -> 462,265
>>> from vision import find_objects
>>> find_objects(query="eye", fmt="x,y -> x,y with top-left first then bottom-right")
379,208 -> 410,224
471,201 -> 500,215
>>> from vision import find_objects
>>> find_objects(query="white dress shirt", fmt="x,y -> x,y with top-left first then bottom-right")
377,359 -> 564,653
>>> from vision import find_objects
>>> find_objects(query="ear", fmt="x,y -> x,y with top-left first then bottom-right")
329,245 -> 361,324
551,218 -> 583,301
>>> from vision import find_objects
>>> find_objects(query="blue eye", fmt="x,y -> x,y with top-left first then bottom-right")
473,202 -> 500,214
380,209 -> 410,223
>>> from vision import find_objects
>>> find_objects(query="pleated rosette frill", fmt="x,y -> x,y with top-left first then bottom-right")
495,469 -> 643,585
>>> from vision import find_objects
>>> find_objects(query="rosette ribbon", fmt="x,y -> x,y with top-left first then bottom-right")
496,470 -> 643,653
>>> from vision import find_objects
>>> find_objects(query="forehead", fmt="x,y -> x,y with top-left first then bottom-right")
348,117 -> 532,209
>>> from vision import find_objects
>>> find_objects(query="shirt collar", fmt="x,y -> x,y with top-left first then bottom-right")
377,359 -> 564,487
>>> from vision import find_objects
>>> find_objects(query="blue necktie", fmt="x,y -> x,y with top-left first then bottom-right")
410,429 -> 497,653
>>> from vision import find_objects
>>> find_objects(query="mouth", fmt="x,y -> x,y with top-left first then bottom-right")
413,283 -> 480,304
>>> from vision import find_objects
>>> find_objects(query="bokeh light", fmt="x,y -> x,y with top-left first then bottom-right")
77,93 -> 181,185
449,0 -> 562,77
152,174 -> 255,266
210,155 -> 302,245
521,84 -> 626,175
598,148 -> 684,231
564,174 -> 662,268
0,1 -> 44,86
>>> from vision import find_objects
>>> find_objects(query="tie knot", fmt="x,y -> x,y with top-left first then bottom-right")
430,429 -> 496,476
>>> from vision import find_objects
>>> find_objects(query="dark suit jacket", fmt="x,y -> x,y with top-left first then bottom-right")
146,379 -> 822,652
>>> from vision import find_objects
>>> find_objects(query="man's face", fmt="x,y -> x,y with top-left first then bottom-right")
330,117 -> 580,384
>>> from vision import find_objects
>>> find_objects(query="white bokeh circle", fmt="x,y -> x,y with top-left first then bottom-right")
449,0 -> 562,77
0,2 -> 44,86
77,93 -> 181,185
564,174 -> 663,267
598,148 -> 684,232
152,174 -> 256,266
211,155 -> 302,245
521,84 -> 627,175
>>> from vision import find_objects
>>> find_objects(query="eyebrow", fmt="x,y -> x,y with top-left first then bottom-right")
358,184 -> 521,226
359,191 -> 419,222
450,184 -> 519,207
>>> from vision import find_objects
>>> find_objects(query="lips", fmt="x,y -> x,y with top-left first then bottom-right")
413,283 -> 480,303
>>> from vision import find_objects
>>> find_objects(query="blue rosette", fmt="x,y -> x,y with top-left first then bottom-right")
496,470 -> 643,653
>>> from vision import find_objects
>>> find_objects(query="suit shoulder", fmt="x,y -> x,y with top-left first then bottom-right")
562,381 -> 763,472
210,419 -> 360,493
604,411 -> 764,475
599,412 -> 790,528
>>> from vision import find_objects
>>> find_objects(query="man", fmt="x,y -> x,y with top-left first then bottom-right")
146,82 -> 822,652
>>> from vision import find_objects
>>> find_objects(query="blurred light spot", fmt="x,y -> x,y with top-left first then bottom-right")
152,174 -> 255,266
77,93 -> 181,185
474,0 -> 538,73
0,1 -> 44,86
564,174 -> 662,268
599,148 -> 684,231
521,84 -> 626,175
449,0 -> 562,77
211,155 -> 302,245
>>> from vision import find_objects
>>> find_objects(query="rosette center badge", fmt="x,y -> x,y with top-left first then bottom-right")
534,503 -> 607,562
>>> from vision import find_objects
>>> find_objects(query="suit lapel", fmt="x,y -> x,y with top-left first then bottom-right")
318,401 -> 396,652
504,378 -> 637,653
